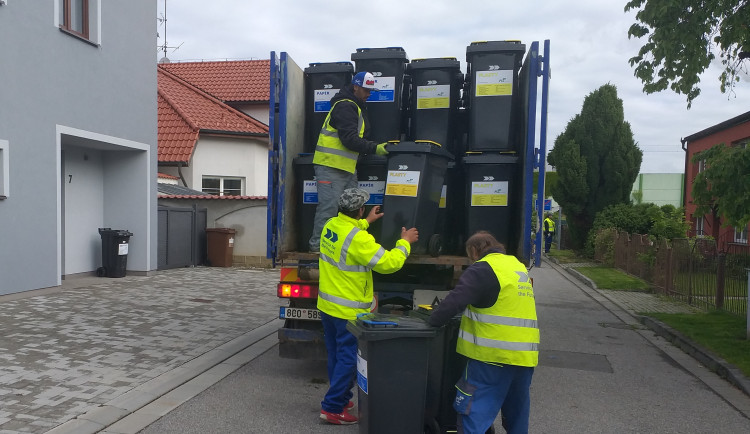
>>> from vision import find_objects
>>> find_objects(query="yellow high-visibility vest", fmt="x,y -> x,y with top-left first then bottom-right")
317,213 -> 410,320
456,253 -> 539,367
312,99 -> 364,174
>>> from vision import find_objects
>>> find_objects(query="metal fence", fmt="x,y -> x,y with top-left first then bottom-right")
600,231 -> 749,317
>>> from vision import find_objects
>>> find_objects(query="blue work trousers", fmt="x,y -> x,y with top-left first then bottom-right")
320,312 -> 357,413
309,164 -> 358,252
454,359 -> 534,434
544,232 -> 554,253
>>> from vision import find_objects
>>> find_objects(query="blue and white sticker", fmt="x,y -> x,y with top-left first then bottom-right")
366,76 -> 396,103
357,351 -> 368,394
358,180 -> 385,205
303,180 -> 318,204
314,89 -> 339,112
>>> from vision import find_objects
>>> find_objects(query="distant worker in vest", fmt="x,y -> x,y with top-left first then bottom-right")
317,188 -> 418,425
309,71 -> 389,253
543,213 -> 556,254
428,231 -> 539,434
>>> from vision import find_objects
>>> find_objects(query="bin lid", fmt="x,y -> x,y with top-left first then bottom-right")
98,228 -> 133,237
206,227 -> 236,234
407,57 -> 461,71
466,40 -> 526,56
463,153 -> 519,165
385,141 -> 454,160
305,62 -> 354,74
351,47 -> 409,61
347,313 -> 436,340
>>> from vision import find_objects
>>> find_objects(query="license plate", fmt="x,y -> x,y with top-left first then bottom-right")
279,307 -> 322,321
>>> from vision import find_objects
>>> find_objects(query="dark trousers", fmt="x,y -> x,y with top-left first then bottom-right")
320,312 -> 356,413
454,359 -> 534,434
544,232 -> 554,253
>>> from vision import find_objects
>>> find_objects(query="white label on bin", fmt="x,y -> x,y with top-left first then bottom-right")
476,70 -> 513,97
314,89 -> 339,112
471,181 -> 508,206
303,180 -> 318,204
385,170 -> 420,197
357,352 -> 368,394
358,181 -> 385,205
439,185 -> 447,209
118,243 -> 128,256
228,237 -> 234,246
417,84 -> 450,109
366,76 -> 396,103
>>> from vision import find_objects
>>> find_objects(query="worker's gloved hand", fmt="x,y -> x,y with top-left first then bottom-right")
375,143 -> 389,156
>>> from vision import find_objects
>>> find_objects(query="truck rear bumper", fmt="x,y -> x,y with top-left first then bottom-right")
278,327 -> 327,360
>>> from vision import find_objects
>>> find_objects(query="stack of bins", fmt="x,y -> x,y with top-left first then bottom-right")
356,154 -> 388,242
406,57 -> 463,155
379,141 -> 453,256
303,62 -> 354,153
292,154 -> 316,251
462,41 -> 526,257
351,47 -> 409,143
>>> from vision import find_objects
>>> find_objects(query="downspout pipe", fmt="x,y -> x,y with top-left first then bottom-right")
177,162 -> 188,187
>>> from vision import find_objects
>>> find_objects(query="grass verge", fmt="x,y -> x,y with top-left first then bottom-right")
547,249 -> 588,264
574,266 -> 651,291
648,311 -> 750,378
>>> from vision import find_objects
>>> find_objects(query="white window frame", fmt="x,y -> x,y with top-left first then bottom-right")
734,226 -> 748,244
55,0 -> 101,45
202,176 -> 244,196
0,139 -> 8,199
695,216 -> 705,237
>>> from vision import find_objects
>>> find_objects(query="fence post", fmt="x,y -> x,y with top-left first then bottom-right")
665,242 -> 673,295
716,253 -> 726,309
746,269 -> 749,340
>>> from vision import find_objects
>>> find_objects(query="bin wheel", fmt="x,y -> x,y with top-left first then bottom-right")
423,417 -> 441,434
428,234 -> 443,257
96,267 -> 106,277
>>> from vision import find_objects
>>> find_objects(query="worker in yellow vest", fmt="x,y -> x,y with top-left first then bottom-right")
309,72 -> 389,252
543,214 -> 556,253
429,231 -> 539,434
317,188 -> 418,424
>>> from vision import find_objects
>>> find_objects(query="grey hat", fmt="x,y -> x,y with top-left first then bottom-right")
338,188 -> 370,212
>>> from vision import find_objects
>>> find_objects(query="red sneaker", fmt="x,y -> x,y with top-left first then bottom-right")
320,408 -> 358,425
345,400 -> 355,410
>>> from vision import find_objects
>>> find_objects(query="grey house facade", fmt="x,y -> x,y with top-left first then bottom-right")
0,1 -> 158,294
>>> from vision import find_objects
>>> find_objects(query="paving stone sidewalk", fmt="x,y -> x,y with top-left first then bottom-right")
0,267 -> 280,434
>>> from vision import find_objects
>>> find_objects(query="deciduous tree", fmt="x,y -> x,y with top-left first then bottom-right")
625,0 -> 750,108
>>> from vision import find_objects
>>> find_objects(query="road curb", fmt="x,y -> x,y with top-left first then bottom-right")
637,315 -> 750,398
545,256 -> 750,400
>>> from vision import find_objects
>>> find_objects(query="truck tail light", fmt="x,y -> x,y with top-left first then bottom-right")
278,283 -> 318,299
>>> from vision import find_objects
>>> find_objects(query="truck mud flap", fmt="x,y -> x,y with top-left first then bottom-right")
278,327 -> 327,360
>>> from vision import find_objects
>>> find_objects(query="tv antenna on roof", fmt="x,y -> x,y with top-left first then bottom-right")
157,0 -> 182,63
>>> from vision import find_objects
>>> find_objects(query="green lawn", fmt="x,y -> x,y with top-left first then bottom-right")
649,311 -> 750,378
574,266 -> 651,291
547,249 -> 588,264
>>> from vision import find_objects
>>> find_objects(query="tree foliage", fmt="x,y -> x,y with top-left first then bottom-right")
625,0 -> 750,108
548,84 -> 643,249
691,143 -> 750,230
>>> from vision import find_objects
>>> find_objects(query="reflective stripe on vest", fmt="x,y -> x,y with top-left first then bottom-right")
312,99 -> 364,173
463,309 -> 538,329
318,291 -> 371,309
458,329 -> 539,352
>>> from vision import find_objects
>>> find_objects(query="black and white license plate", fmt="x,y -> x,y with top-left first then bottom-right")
279,306 -> 322,321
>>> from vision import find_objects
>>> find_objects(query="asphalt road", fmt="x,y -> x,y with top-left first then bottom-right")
140,261 -> 750,434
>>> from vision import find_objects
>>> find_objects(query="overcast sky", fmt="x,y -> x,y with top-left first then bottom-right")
156,0 -> 747,173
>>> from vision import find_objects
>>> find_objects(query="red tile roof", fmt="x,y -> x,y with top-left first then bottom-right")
157,67 -> 268,163
159,194 -> 267,200
158,60 -> 270,102
157,172 -> 180,180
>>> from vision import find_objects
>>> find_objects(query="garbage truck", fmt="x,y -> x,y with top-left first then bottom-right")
267,40 -> 551,360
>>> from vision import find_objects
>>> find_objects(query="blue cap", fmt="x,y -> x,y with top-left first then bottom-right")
352,71 -> 379,91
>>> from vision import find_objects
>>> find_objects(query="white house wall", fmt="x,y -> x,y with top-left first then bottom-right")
234,104 -> 269,126
190,135 -> 268,196
0,2 -> 157,295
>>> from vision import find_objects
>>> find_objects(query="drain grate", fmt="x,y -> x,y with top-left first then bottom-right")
189,298 -> 215,303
